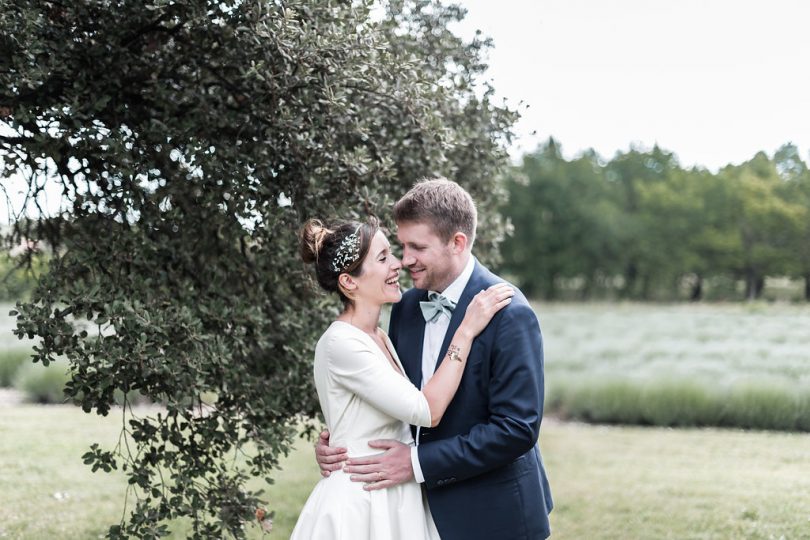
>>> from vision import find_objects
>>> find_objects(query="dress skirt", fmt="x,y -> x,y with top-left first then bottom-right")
290,468 -> 439,540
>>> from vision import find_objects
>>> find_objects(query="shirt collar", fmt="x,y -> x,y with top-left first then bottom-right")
433,254 -> 475,304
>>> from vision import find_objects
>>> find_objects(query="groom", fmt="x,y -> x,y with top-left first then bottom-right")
317,178 -> 553,539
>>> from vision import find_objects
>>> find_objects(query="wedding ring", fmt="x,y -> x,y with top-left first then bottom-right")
377,472 -> 383,481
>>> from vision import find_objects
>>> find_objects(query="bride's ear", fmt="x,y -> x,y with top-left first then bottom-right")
338,273 -> 358,296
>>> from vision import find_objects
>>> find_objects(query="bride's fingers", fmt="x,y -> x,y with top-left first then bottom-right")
478,286 -> 512,305
495,297 -> 513,309
487,282 -> 511,293
488,288 -> 513,301
491,285 -> 514,301
480,284 -> 512,301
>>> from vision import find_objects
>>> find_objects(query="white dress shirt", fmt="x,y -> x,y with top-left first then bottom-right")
410,255 -> 476,483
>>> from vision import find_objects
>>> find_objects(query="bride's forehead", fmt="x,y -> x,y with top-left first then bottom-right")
371,230 -> 391,248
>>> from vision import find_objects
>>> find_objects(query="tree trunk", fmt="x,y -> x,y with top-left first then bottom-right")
689,275 -> 703,301
581,271 -> 595,300
623,262 -> 638,298
544,272 -> 557,301
744,268 -> 757,301
755,275 -> 765,298
640,274 -> 652,301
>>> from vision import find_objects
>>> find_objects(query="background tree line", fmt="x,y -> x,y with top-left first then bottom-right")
501,138 -> 810,301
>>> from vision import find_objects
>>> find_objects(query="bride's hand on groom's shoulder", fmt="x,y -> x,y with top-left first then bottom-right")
314,430 -> 348,477
461,282 -> 515,337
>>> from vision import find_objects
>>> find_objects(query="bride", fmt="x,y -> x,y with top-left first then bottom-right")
291,217 -> 513,540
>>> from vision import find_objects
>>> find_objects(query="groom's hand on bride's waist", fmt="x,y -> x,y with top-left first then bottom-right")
314,430 -> 348,478
343,439 -> 414,491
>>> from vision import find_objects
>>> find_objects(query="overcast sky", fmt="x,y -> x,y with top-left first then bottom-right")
452,0 -> 810,171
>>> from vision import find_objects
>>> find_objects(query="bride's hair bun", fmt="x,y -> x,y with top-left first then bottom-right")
300,219 -> 332,264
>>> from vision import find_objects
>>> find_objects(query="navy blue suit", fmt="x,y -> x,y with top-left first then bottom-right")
389,259 -> 553,540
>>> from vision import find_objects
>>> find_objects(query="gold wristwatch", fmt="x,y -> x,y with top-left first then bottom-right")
446,344 -> 463,362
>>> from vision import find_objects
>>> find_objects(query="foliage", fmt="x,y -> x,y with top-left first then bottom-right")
550,375 -> 810,431
501,139 -> 620,299
0,251 -> 46,302
503,139 -> 810,301
639,377 -> 723,427
718,153 -> 806,299
12,358 -> 71,403
0,347 -> 30,387
0,1 -> 516,537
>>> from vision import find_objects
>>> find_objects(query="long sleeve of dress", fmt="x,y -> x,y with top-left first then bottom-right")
327,333 -> 432,428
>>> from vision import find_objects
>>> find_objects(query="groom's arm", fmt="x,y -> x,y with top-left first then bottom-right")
417,300 -> 544,488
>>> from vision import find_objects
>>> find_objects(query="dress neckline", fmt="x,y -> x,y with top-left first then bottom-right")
331,321 -> 406,376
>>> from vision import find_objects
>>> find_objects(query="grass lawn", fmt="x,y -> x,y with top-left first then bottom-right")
3,405 -> 810,539
544,421 -> 810,539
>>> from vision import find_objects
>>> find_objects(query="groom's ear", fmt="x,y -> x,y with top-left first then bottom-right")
449,232 -> 469,254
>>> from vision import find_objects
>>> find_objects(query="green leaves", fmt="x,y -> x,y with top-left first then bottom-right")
1,0 -> 515,537
82,443 -> 119,473
503,140 -> 810,301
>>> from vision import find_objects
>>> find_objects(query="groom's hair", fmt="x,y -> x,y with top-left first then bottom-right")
393,177 -> 477,246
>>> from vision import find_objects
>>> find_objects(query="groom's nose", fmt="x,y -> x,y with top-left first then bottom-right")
400,249 -> 416,267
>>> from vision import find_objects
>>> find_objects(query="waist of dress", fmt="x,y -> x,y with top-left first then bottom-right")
333,437 -> 414,458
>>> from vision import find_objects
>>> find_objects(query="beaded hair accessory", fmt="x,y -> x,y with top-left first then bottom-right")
331,225 -> 362,273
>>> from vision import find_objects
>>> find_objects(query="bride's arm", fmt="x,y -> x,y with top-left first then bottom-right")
329,334 -> 433,427
329,284 -> 513,428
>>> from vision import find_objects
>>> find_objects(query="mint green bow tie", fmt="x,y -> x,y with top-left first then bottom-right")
420,292 -> 456,323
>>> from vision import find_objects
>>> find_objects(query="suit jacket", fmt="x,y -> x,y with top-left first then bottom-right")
389,259 -> 553,540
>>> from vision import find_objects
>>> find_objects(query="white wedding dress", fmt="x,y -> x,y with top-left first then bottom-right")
291,321 -> 440,540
